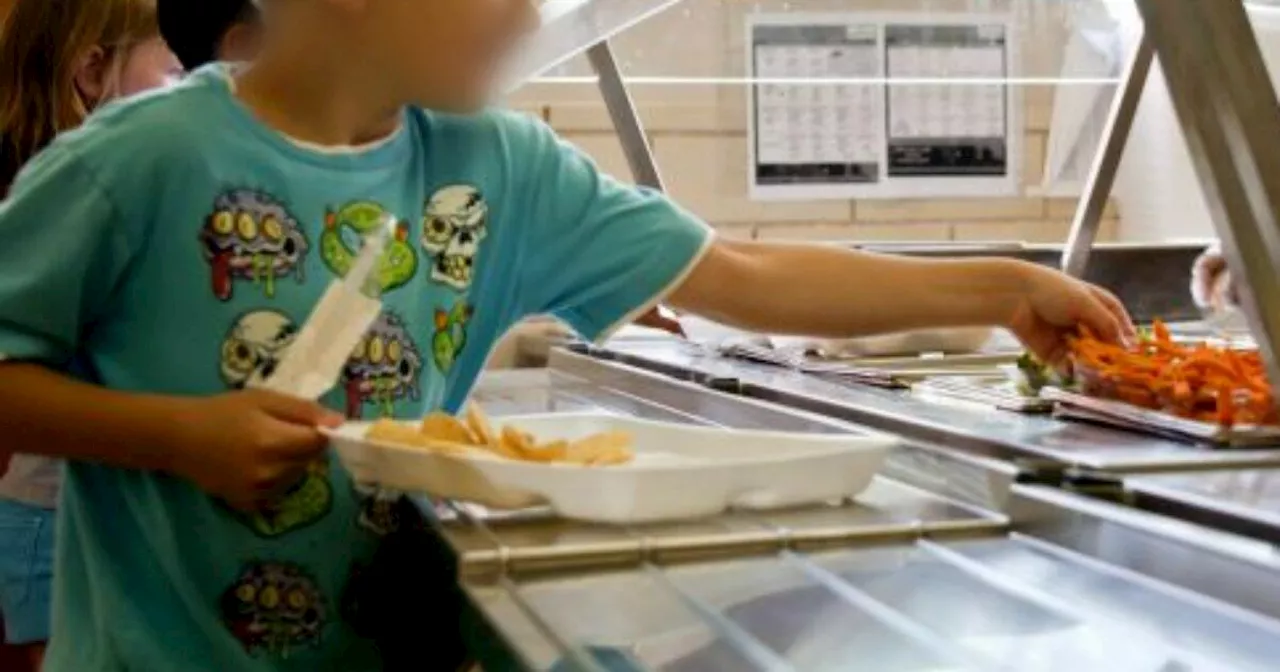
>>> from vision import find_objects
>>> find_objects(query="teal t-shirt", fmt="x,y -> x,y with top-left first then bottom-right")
0,66 -> 710,671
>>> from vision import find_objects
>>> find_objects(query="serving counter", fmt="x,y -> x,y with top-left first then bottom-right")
448,0 -> 1280,667
573,338 -> 1280,550
433,352 -> 1280,671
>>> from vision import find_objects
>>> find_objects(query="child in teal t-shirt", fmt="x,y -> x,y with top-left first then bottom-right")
0,0 -> 1133,670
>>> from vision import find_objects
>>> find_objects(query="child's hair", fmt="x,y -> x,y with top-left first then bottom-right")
0,0 -> 159,191
157,0 -> 257,71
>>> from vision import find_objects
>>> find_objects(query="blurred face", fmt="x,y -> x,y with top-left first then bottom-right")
362,0 -> 540,112
114,36 -> 184,99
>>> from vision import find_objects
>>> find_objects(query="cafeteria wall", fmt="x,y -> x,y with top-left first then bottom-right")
507,0 -> 1124,246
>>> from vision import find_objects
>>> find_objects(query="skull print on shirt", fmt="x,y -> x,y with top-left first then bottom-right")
421,185 -> 487,290
219,310 -> 298,389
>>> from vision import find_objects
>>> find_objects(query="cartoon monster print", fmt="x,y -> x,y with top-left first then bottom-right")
421,185 -> 487,291
341,312 -> 423,419
432,301 -> 473,374
319,201 -> 418,293
220,310 -> 297,389
201,190 -> 309,301
236,459 -> 333,538
221,562 -> 326,657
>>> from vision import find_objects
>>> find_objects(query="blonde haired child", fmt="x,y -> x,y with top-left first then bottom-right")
0,0 -> 180,668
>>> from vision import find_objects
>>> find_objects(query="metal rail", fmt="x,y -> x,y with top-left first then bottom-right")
1132,0 -> 1280,408
1061,36 -> 1154,278
587,40 -> 666,191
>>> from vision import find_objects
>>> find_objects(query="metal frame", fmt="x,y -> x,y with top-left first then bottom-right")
1063,2 -> 1280,397
1137,0 -> 1280,408
586,41 -> 666,191
1061,36 -> 1153,277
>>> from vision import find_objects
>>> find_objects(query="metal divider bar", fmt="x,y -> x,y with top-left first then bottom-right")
913,539 -> 1085,622
777,550 -> 992,671
1010,532 -> 1280,637
447,500 -> 611,671
587,40 -> 665,191
1061,35 -> 1154,278
640,564 -> 796,672
496,576 -> 613,672
555,384 -> 727,428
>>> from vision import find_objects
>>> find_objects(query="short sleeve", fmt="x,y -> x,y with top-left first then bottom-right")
0,149 -> 131,364
514,120 -> 713,342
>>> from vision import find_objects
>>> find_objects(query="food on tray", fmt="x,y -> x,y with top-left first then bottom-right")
364,403 -> 635,466
1013,352 -> 1072,396
1068,320 -> 1276,426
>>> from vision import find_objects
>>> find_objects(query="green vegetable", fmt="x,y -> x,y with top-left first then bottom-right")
1014,352 -> 1074,396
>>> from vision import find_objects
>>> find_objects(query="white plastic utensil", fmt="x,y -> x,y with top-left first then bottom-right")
257,214 -> 395,400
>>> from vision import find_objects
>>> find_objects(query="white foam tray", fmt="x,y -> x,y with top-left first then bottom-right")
325,412 -> 893,524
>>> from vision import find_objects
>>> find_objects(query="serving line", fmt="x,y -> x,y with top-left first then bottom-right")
424,364 -> 1011,670
422,363 -> 1280,670
460,484 -> 1280,671
577,340 -> 1280,476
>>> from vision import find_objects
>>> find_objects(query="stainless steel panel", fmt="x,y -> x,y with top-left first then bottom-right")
501,528 -> 1280,671
1009,485 -> 1280,622
588,341 -> 1280,474
1126,469 -> 1280,544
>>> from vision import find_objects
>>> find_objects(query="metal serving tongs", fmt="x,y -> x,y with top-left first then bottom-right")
256,214 -> 394,400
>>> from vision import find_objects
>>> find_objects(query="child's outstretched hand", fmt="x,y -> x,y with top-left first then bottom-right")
1007,264 -> 1135,367
169,390 -> 343,511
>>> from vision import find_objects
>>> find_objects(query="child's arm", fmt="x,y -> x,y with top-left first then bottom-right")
508,114 -> 1133,363
0,363 -> 189,471
667,239 -> 1133,364
0,364 -> 336,511
0,147 -> 337,509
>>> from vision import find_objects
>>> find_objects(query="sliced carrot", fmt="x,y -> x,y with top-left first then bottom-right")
1067,323 -> 1277,427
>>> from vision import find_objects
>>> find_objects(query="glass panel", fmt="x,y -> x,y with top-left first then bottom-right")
509,0 -> 1130,245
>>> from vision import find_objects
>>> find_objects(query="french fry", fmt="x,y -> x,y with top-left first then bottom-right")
419,413 -> 477,445
523,439 -> 568,463
367,419 -> 430,447
364,403 -> 636,466
414,439 -> 474,455
588,448 -> 632,466
465,402 -> 498,448
499,426 -> 534,459
564,431 -> 633,466
368,420 -> 469,454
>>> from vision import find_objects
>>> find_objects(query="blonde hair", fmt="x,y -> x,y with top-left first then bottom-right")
0,0 -> 159,191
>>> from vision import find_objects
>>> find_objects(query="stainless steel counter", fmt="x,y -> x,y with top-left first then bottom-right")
1125,469 -> 1280,545
581,340 -> 1280,475
431,357 -> 1280,671
468,526 -> 1280,671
